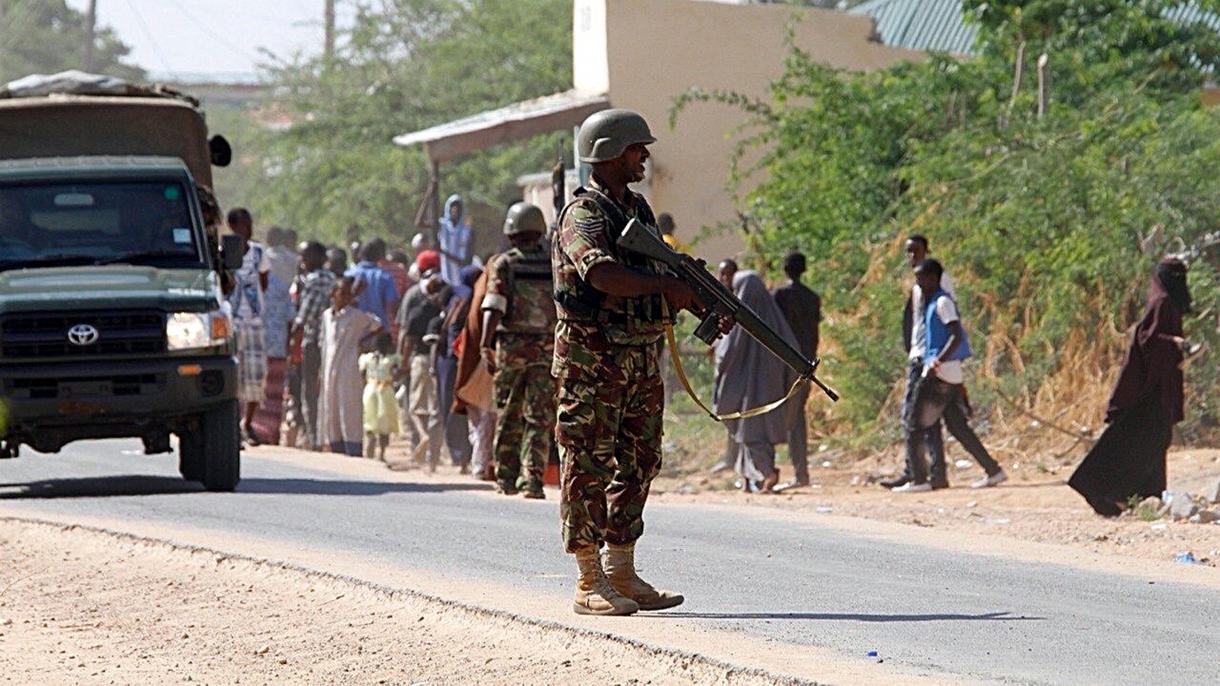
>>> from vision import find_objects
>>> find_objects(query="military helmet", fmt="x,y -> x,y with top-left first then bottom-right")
503,202 -> 546,237
577,108 -> 656,163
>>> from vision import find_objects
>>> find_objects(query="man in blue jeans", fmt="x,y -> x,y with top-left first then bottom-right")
893,259 -> 1006,492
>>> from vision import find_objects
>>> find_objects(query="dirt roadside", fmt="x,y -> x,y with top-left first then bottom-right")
0,518 -> 811,686
651,447 -> 1220,569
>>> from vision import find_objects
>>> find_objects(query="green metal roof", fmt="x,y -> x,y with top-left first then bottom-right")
850,1 -> 1219,56
850,0 -> 978,55
1163,3 -> 1220,30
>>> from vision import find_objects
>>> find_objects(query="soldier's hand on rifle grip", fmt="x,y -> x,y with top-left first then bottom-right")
715,315 -> 734,336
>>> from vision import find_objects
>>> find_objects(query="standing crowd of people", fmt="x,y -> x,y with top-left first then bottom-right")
214,196 -> 513,479
212,193 -> 580,498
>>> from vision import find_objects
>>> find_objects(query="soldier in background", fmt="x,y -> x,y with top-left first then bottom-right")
552,108 -> 701,616
479,203 -> 557,499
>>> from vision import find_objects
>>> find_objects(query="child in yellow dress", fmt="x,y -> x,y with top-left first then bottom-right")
359,333 -> 403,460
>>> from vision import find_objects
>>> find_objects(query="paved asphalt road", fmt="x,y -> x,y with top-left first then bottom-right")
1,440 -> 1218,685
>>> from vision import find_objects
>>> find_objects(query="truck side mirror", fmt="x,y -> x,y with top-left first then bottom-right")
220,234 -> 245,270
209,135 -> 232,167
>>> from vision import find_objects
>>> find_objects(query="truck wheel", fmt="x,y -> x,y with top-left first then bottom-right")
199,400 -> 241,492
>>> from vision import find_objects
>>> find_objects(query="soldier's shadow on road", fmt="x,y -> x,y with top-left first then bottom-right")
651,610 -> 1042,622
0,475 -> 494,499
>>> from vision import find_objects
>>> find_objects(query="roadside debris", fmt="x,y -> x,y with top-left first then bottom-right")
1157,491 -> 1220,523
1205,478 -> 1220,505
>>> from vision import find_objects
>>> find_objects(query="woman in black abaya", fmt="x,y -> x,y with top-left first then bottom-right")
1069,258 -> 1193,517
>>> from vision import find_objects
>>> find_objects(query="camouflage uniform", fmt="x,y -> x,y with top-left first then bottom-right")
552,176 -> 668,553
483,244 -> 558,492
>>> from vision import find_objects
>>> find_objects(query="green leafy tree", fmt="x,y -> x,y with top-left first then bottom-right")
962,0 -> 1220,91
676,2 -> 1220,446
224,0 -> 571,250
0,0 -> 144,82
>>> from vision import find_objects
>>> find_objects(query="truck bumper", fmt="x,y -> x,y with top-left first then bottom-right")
0,354 -> 237,453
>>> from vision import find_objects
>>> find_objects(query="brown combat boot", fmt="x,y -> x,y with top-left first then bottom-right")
603,542 -> 684,611
572,546 -> 639,616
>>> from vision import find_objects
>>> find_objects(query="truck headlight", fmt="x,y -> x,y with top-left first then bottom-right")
167,311 -> 232,351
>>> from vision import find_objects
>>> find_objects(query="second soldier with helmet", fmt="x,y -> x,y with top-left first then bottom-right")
479,202 -> 557,499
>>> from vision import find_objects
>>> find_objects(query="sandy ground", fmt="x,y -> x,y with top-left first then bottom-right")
0,519 -> 810,686
651,446 -> 1220,569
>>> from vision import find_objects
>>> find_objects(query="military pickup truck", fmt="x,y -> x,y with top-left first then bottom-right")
0,71 -> 244,491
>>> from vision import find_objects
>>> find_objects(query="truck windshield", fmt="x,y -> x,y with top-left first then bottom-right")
0,180 -> 204,271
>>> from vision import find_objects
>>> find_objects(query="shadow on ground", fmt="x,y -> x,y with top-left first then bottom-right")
653,610 -> 1042,622
0,475 -> 494,499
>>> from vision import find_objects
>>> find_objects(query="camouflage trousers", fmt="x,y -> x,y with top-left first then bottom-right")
557,343 -> 664,553
493,362 -> 558,490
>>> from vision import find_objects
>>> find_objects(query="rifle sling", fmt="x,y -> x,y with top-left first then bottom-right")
662,305 -> 806,424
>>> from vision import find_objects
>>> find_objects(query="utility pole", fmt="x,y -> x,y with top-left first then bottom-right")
324,0 -> 336,62
1037,53 -> 1050,118
84,0 -> 98,72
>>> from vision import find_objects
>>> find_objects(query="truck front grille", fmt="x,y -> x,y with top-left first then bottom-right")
3,373 -> 166,400
0,311 -> 166,360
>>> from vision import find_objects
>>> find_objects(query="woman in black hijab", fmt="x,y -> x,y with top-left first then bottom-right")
1069,257 -> 1193,516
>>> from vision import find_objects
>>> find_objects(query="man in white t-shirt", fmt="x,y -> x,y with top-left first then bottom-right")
893,259 -> 1005,492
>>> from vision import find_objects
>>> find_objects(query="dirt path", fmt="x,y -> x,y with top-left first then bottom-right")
0,519 -> 807,686
652,447 -> 1220,568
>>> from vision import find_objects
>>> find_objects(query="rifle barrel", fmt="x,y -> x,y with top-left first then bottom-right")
616,218 -> 838,402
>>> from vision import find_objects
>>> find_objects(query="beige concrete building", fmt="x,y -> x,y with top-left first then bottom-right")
396,0 -> 921,260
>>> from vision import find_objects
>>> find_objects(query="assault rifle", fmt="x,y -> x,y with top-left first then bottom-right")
618,218 -> 838,402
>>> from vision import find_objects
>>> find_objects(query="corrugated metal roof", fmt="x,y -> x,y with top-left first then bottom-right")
393,90 -> 609,163
850,0 -> 978,55
850,1 -> 1218,56
1164,3 -> 1220,30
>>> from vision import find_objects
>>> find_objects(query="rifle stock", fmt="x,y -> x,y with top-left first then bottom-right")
617,219 -> 838,402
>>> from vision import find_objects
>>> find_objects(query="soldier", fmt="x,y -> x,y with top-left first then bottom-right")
480,203 -> 558,499
552,108 -> 704,616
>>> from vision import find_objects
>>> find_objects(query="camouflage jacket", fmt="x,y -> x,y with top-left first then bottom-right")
483,245 -> 556,369
483,244 -> 556,336
551,176 -> 667,354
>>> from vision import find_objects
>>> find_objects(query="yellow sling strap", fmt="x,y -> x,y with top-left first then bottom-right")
663,316 -> 807,424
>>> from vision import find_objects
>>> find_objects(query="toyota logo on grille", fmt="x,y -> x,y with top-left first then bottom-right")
67,324 -> 100,346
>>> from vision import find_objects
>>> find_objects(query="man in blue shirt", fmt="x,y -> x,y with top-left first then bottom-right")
345,238 -> 400,328
893,259 -> 1005,493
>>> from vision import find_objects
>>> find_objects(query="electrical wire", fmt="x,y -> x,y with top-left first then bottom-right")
161,0 -> 265,66
123,0 -> 173,73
